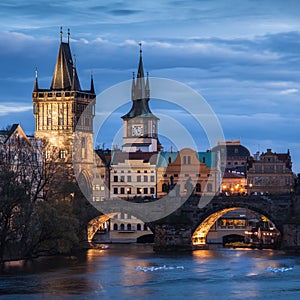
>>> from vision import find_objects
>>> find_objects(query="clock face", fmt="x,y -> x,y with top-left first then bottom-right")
132,125 -> 143,136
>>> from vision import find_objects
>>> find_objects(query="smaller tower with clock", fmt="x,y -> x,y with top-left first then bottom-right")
122,45 -> 159,152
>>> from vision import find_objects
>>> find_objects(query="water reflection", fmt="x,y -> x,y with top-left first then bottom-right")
0,245 -> 299,300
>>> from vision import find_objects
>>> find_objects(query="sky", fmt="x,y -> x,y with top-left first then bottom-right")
1,0 -> 300,172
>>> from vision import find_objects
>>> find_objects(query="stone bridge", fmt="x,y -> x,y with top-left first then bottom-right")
89,193 -> 300,251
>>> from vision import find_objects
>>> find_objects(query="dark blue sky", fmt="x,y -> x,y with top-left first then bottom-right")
1,0 -> 300,171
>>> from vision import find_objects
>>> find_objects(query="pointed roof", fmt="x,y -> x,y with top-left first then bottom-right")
33,68 -> 39,91
122,45 -> 158,120
90,72 -> 95,94
50,40 -> 81,91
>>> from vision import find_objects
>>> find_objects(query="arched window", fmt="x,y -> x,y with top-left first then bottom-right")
162,183 -> 167,192
127,224 -> 132,231
144,224 -> 148,231
113,223 -> 118,231
137,224 -> 141,231
120,224 -> 125,231
196,183 -> 201,192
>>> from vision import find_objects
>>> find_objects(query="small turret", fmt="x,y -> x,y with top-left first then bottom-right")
90,72 -> 95,94
33,67 -> 39,92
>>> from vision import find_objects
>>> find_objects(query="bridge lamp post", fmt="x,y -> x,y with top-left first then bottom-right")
248,183 -> 253,195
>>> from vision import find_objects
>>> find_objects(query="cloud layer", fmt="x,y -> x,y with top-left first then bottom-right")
1,0 -> 300,171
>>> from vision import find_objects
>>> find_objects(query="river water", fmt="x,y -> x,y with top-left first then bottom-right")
0,244 -> 300,300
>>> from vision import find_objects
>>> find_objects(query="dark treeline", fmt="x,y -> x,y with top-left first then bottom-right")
0,138 -> 98,263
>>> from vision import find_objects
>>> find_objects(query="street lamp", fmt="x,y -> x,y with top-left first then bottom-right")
248,183 -> 253,195
126,187 -> 130,200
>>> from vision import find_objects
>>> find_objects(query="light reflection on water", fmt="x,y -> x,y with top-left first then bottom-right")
0,244 -> 299,300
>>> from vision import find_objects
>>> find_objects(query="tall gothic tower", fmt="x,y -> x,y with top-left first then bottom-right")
122,45 -> 159,152
32,28 -> 96,168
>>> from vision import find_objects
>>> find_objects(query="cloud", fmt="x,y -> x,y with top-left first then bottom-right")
0,103 -> 32,116
279,88 -> 298,95
108,9 -> 142,16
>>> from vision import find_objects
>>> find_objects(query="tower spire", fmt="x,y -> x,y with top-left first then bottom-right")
90,70 -> 95,94
68,28 -> 70,44
71,65 -> 76,90
145,71 -> 150,98
51,33 -> 81,90
131,71 -> 135,100
134,42 -> 146,99
60,26 -> 63,43
34,67 -> 39,91
137,42 -> 144,79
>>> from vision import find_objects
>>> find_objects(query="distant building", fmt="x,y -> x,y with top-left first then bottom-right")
0,124 -> 42,198
211,140 -> 250,194
211,140 -> 250,174
0,124 -> 42,167
157,148 -> 221,197
247,149 -> 295,194
221,171 -> 247,195
93,149 -> 111,201
110,151 -> 157,199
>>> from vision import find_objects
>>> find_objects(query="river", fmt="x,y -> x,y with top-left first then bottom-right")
0,244 -> 299,300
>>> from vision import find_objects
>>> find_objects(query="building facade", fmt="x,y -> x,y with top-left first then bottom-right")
247,149 -> 294,194
156,148 -> 221,197
211,140 -> 251,173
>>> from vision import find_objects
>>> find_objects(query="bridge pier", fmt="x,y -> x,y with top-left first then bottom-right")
153,224 -> 193,252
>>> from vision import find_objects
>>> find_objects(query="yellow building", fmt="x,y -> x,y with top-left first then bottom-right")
157,148 -> 221,197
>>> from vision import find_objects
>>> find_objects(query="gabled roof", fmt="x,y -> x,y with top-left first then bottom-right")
50,42 -> 81,91
95,149 -> 112,167
0,124 -> 31,146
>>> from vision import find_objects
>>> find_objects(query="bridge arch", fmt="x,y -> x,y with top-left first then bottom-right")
192,207 -> 238,245
87,211 -> 154,242
191,202 -> 283,247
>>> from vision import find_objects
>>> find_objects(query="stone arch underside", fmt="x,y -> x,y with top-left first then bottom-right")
88,212 -> 119,242
192,207 -> 238,245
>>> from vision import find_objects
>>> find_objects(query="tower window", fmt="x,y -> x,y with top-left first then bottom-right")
58,116 -> 63,126
45,150 -> 51,159
59,150 -> 66,159
81,137 -> 87,159
47,114 -> 52,126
